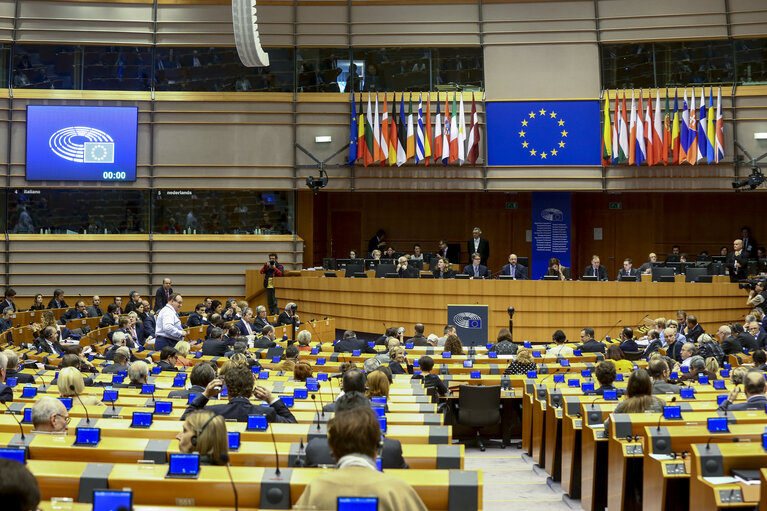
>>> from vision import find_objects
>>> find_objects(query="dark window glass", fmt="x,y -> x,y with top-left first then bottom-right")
8,189 -> 148,234
0,44 -> 8,88
154,47 -> 294,92
735,38 -> 767,84
352,48 -> 431,92
601,43 -> 655,89
83,46 -> 152,91
152,190 -> 294,235
12,44 -> 77,89
432,47 -> 483,91
296,48 -> 351,92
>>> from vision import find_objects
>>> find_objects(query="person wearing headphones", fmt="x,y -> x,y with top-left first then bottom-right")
277,302 -> 300,327
176,410 -> 229,466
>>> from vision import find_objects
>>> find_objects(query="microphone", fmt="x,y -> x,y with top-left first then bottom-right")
70,385 -> 90,425
310,394 -> 321,431
37,373 -> 47,392
327,375 -> 336,402
590,397 -> 601,409
315,383 -> 325,417
603,319 -> 622,342
268,421 -> 281,477
220,453 -> 239,511
105,390 -> 117,412
1,401 -> 25,441
150,385 -> 156,403
537,368 -> 560,388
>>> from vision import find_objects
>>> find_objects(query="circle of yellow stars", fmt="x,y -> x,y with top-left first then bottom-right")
517,108 -> 567,160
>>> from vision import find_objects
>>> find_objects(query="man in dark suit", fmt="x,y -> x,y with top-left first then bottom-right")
186,303 -> 207,328
718,371 -> 767,411
717,325 -> 742,355
0,287 -> 16,313
252,306 -> 272,333
156,346 -> 179,372
583,255 -> 608,281
202,327 -> 229,356
140,301 -> 156,341
396,257 -> 419,278
323,368 -> 366,412
741,227 -> 758,258
35,326 -> 66,356
732,323 -> 758,352
463,253 -> 491,279
618,327 -> 639,353
47,288 -> 68,310
99,303 -> 119,328
577,327 -> 605,353
3,351 -> 34,385
334,330 -> 376,354
124,291 -> 143,314
277,303 -> 299,326
154,277 -> 173,313
59,300 -> 87,324
169,362 -> 216,399
303,391 -> 408,469
367,229 -> 387,255
181,363 -> 296,423
101,350 -> 130,374
86,295 -> 103,318
467,227 -> 490,266
236,308 -> 257,336
685,315 -> 704,342
408,324 -> 429,347
500,253 -> 528,279
0,307 -> 13,334
747,321 -> 767,350
726,239 -> 748,282
616,258 -> 640,280
254,325 -> 278,349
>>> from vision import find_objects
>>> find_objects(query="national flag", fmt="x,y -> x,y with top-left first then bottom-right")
671,90 -> 680,164
467,92 -> 480,165
618,90 -> 629,163
442,94 -> 450,164
380,94 -> 389,166
406,93 -> 415,161
635,91 -> 646,166
680,89 -> 690,163
696,87 -> 706,164
349,92 -> 358,165
662,90 -> 671,166
706,87 -> 715,163
363,94 -> 374,167
644,91 -> 654,166
372,93 -> 381,163
715,87 -> 724,163
449,93 -> 459,164
397,93 -> 407,166
388,95 -> 398,166
433,93 -> 443,164
424,95 -> 432,165
357,93 -> 364,162
458,92 -> 467,165
628,90 -> 637,165
611,91 -> 619,165
601,92 -> 612,166
416,93 -> 425,163
686,89 -> 698,165
653,90 -> 663,165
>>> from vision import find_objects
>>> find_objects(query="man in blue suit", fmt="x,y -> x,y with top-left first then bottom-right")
236,307 -> 257,336
583,255 -> 608,281
718,371 -> 767,411
463,253 -> 491,279
500,254 -> 528,280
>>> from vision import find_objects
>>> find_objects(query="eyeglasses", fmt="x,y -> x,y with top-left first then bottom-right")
55,414 -> 71,424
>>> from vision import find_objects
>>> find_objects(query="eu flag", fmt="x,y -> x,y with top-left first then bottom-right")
486,100 -> 601,166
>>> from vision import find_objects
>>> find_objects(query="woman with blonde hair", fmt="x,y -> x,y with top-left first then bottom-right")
173,341 -> 195,367
296,329 -> 312,351
366,370 -> 390,401
176,410 -> 229,466
504,347 -> 538,375
57,366 -> 103,406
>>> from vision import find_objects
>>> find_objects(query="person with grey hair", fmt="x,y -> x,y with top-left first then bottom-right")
253,305 -> 272,333
254,325 -> 278,348
0,307 -> 13,333
105,331 -> 127,361
0,352 -> 10,403
334,330 -> 376,354
31,396 -> 69,433
277,302 -> 300,327
3,349 -> 34,384
467,226 -> 489,266
202,327 -> 229,356
678,342 -> 696,369
124,291 -> 142,314
101,347 -> 131,374
121,362 -> 149,388
678,355 -> 717,382
718,370 -> 767,411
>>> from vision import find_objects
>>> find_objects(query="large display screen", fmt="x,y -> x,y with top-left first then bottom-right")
26,106 -> 138,181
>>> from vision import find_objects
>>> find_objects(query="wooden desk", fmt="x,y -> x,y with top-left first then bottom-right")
263,274 -> 746,343
689,443 -> 765,510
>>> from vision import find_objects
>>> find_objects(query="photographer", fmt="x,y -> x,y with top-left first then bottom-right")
260,253 -> 284,315
746,279 -> 767,315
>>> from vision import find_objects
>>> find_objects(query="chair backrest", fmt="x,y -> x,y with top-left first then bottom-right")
457,385 -> 501,427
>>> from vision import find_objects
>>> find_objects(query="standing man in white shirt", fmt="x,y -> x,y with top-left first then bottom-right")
154,293 -> 186,350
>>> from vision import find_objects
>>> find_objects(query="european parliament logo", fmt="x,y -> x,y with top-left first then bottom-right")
49,126 -> 115,164
486,101 -> 601,166
453,312 -> 482,329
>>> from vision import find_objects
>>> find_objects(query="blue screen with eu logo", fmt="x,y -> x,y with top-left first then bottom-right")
26,106 -> 138,181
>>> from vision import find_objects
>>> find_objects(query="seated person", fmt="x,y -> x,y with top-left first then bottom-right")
577,327 -> 605,353
254,325 -> 278,349
2,350 -> 34,385
176,410 -> 229,466
174,341 -> 196,368
432,258 -> 456,279
443,334 -> 464,356
34,326 -> 65,356
546,257 -> 569,280
156,346 -> 180,372
718,370 -> 767,411
641,330 -> 663,359
617,327 -> 639,353
366,370 -> 390,402
105,331 -> 128,361
277,303 -> 300,326
202,327 -> 229,357
274,344 -> 299,372
489,328 -> 517,355
411,355 -> 448,396
753,349 -> 767,371
334,330 -> 376,354
462,253 -> 490,279
53,354 -> 94,386
225,341 -> 261,369
101,348 -> 130,374
605,345 -> 634,374
0,352 -> 11,403
303,391 -> 408,469
0,455 -> 42,510
546,330 -> 573,358
252,305 -> 272,333
295,406 -> 426,510
169,362 -> 217,399
186,303 -> 208,327
296,330 -> 312,351
99,303 -> 119,328
396,256 -> 418,278
584,360 -> 624,396
236,307 -> 258,336
613,369 -> 664,413
57,367 -> 103,406
113,361 -> 149,389
323,367 -> 366,413
678,355 -> 717,382
408,324 -> 429,346
387,347 -> 413,375
182,361 -> 296,423
504,348 -> 538,375
31,396 -> 69,433
293,361 -> 313,382
647,357 -> 681,394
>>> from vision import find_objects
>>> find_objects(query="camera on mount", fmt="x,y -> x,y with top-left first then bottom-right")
732,167 -> 765,190
305,169 -> 328,194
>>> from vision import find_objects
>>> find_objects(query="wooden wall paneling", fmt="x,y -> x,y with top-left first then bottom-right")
0,0 -> 13,42
729,0 -> 767,37
156,4 -> 235,46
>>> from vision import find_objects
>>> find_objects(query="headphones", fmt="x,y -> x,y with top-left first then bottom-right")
191,413 -> 218,447
670,451 -> 688,460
